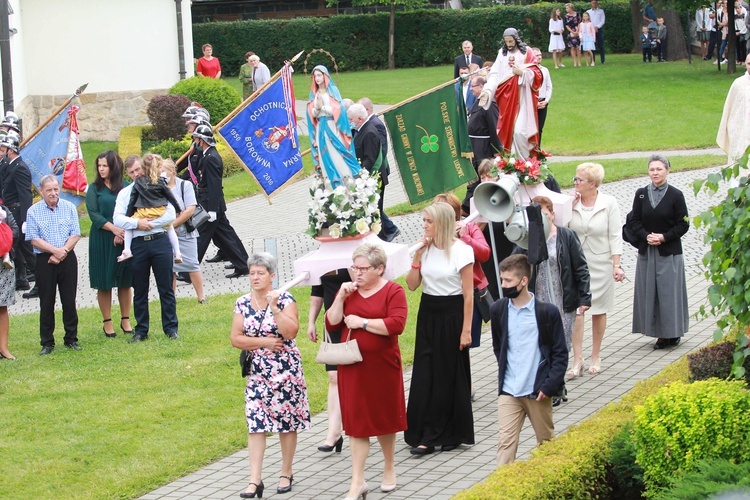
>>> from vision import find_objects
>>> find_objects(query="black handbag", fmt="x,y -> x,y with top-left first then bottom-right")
474,286 -> 493,323
622,188 -> 646,249
239,350 -> 253,377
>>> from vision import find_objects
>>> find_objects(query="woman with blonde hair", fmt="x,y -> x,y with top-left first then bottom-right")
405,202 -> 475,455
568,163 -> 624,376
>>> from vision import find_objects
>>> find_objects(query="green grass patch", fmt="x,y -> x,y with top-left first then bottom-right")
225,54 -> 735,155
0,278 -> 422,498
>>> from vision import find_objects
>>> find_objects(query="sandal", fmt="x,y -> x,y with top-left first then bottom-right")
566,362 -> 584,379
587,358 -> 601,374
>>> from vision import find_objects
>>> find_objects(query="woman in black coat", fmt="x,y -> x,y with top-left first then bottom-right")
627,155 -> 689,349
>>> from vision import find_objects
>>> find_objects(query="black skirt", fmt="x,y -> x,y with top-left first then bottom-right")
405,293 -> 475,447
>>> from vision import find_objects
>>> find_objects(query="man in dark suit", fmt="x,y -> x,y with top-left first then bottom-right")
462,76 -> 502,214
348,102 -> 400,242
191,125 -> 249,278
0,132 -> 36,294
454,40 -> 484,79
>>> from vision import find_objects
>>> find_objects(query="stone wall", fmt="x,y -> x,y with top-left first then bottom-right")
18,89 -> 168,142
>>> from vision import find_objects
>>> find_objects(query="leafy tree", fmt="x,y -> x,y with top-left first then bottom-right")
692,152 -> 750,379
327,0 -> 428,69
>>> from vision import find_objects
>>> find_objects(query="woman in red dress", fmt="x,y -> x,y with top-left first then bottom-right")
325,243 -> 408,500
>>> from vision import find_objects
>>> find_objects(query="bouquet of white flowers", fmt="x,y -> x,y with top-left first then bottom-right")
306,171 -> 382,239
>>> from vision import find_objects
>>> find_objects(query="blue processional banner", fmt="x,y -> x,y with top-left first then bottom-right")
21,106 -> 86,207
218,73 -> 302,198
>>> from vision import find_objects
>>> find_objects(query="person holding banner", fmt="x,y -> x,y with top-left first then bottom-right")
405,202 -> 475,455
478,28 -> 543,159
306,65 -> 361,188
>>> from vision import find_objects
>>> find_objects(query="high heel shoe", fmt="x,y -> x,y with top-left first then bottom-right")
318,435 -> 344,453
120,317 -> 134,335
103,319 -> 116,338
276,475 -> 293,494
566,363 -> 584,379
345,482 -> 369,500
380,482 -> 396,492
239,480 -> 264,498
588,358 -> 602,374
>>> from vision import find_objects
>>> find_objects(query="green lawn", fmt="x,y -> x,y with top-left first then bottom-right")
0,280 -> 421,499
225,53 -> 736,155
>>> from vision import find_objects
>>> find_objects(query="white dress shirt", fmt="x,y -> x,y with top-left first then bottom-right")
113,184 -> 176,237
587,7 -> 606,28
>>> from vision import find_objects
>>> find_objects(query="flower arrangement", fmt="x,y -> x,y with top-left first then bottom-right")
306,171 -> 382,239
489,151 -> 551,185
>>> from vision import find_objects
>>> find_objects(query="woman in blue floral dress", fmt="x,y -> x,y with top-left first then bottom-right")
231,253 -> 311,498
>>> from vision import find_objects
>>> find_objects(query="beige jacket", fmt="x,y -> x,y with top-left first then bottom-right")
568,191 -> 623,257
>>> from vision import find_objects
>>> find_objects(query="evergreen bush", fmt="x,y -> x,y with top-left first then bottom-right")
147,94 -> 192,141
605,422 -> 644,499
168,77 -> 241,124
633,379 -> 750,495
652,459 -> 750,500
192,2 -> 635,75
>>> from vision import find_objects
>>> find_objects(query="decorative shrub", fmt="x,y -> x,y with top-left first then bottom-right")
605,422 -> 644,499
193,2 -> 637,75
146,135 -> 246,179
455,361 -> 689,500
147,94 -> 192,141
118,126 -> 145,160
688,340 -> 750,384
633,379 -> 750,495
168,77 -> 241,124
652,459 -> 750,500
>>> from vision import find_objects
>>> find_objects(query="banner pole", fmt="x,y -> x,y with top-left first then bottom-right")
176,51 -> 305,170
20,83 -> 88,149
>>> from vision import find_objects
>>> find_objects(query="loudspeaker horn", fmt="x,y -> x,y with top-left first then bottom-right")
473,175 -> 520,222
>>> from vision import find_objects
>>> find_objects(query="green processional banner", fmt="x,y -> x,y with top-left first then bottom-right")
383,84 -> 476,204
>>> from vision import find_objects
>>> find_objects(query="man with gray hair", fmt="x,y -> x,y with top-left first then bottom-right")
25,175 -> 82,354
348,102 -> 400,242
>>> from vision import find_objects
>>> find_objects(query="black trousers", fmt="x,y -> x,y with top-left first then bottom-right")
131,234 -> 178,336
537,105 -> 548,148
655,40 -> 666,61
707,31 -> 717,59
377,184 -> 399,240
37,251 -> 78,347
642,47 -> 652,61
595,28 -> 605,63
197,212 -> 249,271
10,206 -> 35,283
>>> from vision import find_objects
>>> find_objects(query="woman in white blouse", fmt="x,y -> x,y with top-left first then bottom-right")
405,202 -> 475,456
567,163 -> 624,377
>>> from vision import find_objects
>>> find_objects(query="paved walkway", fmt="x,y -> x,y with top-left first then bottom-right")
129,162 -> 722,499
9,116 -> 728,497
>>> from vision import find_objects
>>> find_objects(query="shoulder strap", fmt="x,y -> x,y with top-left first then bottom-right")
535,302 -> 552,347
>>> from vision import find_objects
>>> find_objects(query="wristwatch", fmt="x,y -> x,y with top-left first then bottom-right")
362,319 -> 369,331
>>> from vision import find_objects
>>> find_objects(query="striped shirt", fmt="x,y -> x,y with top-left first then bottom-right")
25,199 -> 81,253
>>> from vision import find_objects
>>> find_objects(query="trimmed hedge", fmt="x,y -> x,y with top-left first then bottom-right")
118,126 -> 144,161
168,77 -> 241,124
193,2 -> 634,75
454,361 -> 690,499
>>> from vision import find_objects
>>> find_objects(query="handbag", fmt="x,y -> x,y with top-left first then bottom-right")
316,327 -> 363,365
474,286 -> 492,323
622,187 -> 646,249
239,349 -> 253,377
179,180 -> 210,233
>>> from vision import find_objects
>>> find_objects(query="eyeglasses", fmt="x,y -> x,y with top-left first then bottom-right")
350,265 -> 374,274
572,177 -> 590,184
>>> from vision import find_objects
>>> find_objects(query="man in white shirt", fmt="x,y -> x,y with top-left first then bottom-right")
586,0 -> 606,64
532,48 -> 552,149
113,155 -> 179,342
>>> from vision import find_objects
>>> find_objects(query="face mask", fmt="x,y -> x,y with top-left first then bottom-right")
501,285 -> 521,299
